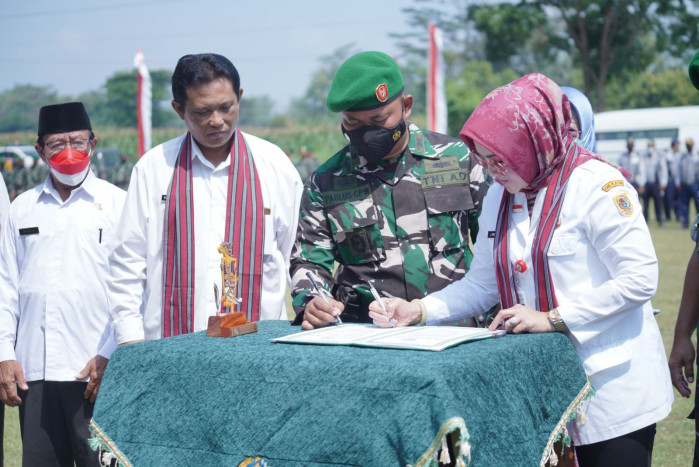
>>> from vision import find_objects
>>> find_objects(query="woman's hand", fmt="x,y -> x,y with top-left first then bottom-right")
488,304 -> 554,334
368,298 -> 422,328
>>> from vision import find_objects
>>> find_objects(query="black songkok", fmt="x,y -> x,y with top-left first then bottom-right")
37,102 -> 92,138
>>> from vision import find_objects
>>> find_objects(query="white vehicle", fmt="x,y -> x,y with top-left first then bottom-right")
594,106 -> 699,162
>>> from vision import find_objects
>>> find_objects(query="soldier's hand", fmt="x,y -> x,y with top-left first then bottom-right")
302,297 -> 345,330
669,336 -> 696,398
368,298 -> 421,327
0,360 -> 27,407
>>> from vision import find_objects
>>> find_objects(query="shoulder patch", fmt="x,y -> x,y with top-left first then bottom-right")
613,193 -> 634,217
602,180 -> 624,192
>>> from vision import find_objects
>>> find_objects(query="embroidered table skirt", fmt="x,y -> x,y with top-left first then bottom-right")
90,321 -> 589,466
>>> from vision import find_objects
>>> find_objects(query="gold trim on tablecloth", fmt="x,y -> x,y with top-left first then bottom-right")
89,418 -> 133,467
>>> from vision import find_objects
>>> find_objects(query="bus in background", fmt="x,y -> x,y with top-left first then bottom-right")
594,106 -> 699,163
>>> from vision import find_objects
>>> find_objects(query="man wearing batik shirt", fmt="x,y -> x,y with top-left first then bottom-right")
290,51 -> 489,329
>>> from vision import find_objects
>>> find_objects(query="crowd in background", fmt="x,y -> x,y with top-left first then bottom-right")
622,136 -> 697,228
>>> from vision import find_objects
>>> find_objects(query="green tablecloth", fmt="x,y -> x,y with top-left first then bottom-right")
90,321 -> 590,466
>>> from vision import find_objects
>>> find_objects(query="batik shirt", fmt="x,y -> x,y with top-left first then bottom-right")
290,123 -> 490,322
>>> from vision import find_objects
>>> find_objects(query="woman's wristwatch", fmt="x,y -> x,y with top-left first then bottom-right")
548,308 -> 568,332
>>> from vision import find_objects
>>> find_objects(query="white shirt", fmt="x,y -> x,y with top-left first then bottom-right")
0,171 -> 125,381
0,173 -> 9,235
423,160 -> 673,445
108,132 -> 302,344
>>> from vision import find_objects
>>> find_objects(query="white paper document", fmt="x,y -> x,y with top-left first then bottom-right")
271,324 -> 500,351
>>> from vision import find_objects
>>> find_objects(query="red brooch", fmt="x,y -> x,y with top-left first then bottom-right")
515,260 -> 527,273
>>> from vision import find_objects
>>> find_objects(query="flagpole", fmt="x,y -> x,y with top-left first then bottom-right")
134,49 -> 152,158
427,23 -> 447,134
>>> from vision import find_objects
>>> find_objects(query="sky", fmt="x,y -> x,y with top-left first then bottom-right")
0,0 -> 425,113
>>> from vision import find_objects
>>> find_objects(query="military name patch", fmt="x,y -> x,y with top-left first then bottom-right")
602,180 -> 624,192
420,169 -> 469,188
323,186 -> 372,206
424,156 -> 459,173
613,193 -> 634,216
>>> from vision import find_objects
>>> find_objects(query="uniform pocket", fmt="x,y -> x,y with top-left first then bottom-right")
423,186 -> 474,252
326,198 -> 385,265
547,232 -> 580,257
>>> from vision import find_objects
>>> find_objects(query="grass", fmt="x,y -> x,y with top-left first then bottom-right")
2,208 -> 697,466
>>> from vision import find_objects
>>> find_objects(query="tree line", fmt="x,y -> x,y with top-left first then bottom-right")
1,1 -> 697,138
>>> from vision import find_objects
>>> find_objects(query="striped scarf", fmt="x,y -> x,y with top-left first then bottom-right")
494,143 -> 589,311
162,130 -> 265,337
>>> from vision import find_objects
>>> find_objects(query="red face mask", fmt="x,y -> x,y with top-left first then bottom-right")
48,147 -> 90,175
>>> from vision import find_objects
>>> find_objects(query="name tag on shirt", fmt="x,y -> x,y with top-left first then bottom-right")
19,227 -> 39,236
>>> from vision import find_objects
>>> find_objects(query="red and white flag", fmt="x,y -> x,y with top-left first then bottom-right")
134,49 -> 152,158
427,23 -> 447,134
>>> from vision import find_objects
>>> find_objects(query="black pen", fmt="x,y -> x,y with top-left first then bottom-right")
98,228 -> 103,244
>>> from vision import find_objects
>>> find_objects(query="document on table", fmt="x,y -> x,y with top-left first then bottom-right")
271,324 -> 500,351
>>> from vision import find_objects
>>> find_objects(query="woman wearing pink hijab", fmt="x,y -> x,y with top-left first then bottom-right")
369,74 -> 672,465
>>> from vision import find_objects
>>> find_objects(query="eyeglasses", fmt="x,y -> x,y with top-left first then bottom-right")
45,138 -> 91,154
471,148 -> 509,175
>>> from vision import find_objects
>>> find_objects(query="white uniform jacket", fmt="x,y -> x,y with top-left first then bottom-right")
108,132 -> 303,344
423,159 -> 673,445
0,172 -> 125,380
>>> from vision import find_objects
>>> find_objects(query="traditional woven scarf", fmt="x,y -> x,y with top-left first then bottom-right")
162,129 -> 265,337
460,74 -> 604,312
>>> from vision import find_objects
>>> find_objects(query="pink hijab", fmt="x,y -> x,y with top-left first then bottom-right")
459,74 -> 625,312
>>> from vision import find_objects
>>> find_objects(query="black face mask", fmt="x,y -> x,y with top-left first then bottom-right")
342,110 -> 407,165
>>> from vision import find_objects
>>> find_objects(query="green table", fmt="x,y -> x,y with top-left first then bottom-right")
90,321 -> 590,466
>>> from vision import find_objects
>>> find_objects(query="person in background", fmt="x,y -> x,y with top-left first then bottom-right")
296,145 -> 321,182
107,54 -> 302,345
668,48 -> 699,467
290,51 -> 489,329
664,138 -> 682,223
639,139 -> 668,226
112,152 -> 134,190
371,74 -> 672,466
678,137 -> 699,228
561,86 -> 596,152
0,170 -> 9,466
620,136 -> 643,193
0,102 -> 125,466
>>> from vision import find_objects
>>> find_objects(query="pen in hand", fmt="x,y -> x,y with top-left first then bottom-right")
306,271 -> 342,324
366,281 -> 395,327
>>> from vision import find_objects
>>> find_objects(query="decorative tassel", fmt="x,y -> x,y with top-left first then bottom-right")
439,435 -> 451,464
549,447 -> 559,466
88,437 -> 102,451
576,405 -> 587,425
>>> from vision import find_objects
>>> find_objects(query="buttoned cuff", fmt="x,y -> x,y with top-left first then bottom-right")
114,317 -> 146,344
0,341 -> 17,363
98,334 -> 118,359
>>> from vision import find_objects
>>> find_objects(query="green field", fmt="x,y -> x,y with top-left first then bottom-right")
2,215 -> 697,466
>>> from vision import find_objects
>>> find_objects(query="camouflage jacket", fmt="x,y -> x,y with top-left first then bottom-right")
290,123 -> 490,323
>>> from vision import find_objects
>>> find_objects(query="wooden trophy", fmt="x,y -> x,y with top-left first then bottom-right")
206,242 -> 258,337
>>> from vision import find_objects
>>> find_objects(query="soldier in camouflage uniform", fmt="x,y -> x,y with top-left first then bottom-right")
290,51 -> 490,329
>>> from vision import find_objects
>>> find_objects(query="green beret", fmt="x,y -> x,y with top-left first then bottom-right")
326,51 -> 404,112
690,50 -> 699,91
